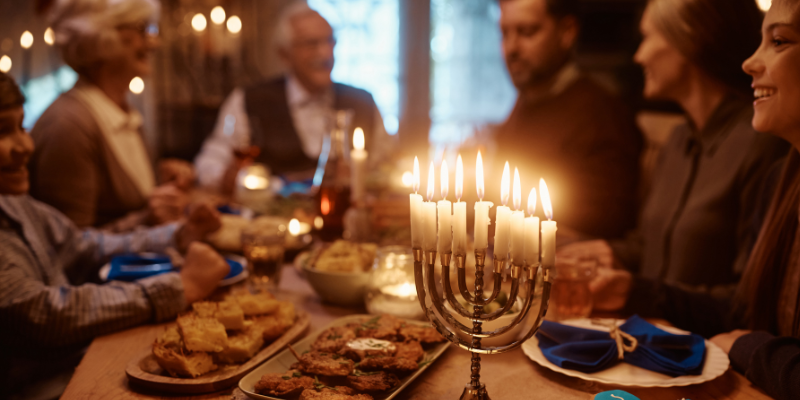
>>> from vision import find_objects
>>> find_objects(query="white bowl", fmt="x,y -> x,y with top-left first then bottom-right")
303,265 -> 370,307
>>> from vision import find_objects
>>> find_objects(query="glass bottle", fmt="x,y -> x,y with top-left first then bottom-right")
315,110 -> 353,241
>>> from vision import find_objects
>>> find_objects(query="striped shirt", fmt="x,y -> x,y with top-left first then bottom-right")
0,195 -> 186,349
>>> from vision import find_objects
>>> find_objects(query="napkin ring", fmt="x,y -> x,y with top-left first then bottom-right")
608,325 -> 638,360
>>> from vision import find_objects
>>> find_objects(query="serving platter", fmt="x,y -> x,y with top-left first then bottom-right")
521,318 -> 730,388
125,310 -> 310,394
238,314 -> 451,400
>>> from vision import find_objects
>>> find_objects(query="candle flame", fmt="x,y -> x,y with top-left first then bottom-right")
476,151 -> 484,200
353,127 -> 365,150
441,159 -> 449,199
500,162 -> 510,206
527,188 -> 537,215
455,154 -> 463,201
427,161 -> 435,201
540,178 -> 553,220
321,194 -> 331,215
413,157 -> 420,193
513,167 -> 521,210
288,218 -> 301,236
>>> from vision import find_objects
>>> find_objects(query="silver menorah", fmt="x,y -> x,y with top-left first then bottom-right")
413,248 -> 552,400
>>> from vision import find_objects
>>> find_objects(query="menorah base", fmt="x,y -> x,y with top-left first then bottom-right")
460,383 -> 491,400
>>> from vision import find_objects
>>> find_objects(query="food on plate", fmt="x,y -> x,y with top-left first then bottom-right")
192,301 -> 245,330
206,214 -> 251,252
256,315 -> 445,399
151,295 -> 297,378
313,241 -> 377,273
398,323 -> 445,344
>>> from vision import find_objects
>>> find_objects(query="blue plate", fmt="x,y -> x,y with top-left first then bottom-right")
107,254 -> 243,282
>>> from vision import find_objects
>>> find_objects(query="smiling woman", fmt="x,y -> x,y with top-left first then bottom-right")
0,72 -> 33,196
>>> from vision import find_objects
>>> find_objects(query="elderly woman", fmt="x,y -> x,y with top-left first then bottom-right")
28,0 -> 193,231
588,1 -> 800,398
560,0 -> 788,294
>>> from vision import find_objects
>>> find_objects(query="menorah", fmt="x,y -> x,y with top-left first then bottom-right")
412,248 -> 552,400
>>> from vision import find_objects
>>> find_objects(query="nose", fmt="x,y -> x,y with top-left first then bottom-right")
742,46 -> 764,78
12,131 -> 34,161
633,41 -> 645,66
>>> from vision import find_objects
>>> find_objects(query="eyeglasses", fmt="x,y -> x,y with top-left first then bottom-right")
292,36 -> 336,51
117,22 -> 159,38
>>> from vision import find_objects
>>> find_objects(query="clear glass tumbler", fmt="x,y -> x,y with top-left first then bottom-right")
364,246 -> 424,320
547,255 -> 598,321
241,222 -> 286,292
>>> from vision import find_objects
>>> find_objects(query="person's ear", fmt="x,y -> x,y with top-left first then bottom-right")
558,15 -> 579,51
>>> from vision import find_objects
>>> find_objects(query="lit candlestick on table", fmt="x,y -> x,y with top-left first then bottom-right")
539,178 -> 557,268
351,127 -> 367,204
422,162 -> 438,252
510,168 -> 525,265
524,188 -> 540,266
452,155 -> 467,256
493,162 -> 512,261
474,151 -> 493,250
437,160 -> 452,255
409,157 -> 424,249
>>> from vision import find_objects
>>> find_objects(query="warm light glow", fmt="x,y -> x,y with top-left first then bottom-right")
227,16 -> 242,34
757,0 -> 771,11
500,162 -> 510,206
288,218 -> 301,236
192,13 -> 207,32
413,156 -> 420,193
527,188 -> 537,216
401,171 -> 413,188
476,151 -> 484,200
383,282 -> 416,298
321,194 -> 331,215
314,215 -> 324,229
427,161 -> 435,201
440,160 -> 449,199
44,27 -> 54,46
513,167 -> 521,211
129,76 -> 145,94
243,174 -> 268,190
210,6 -> 226,24
455,154 -> 463,201
540,178 -> 553,220
20,31 -> 33,49
353,127 -> 365,150
0,55 -> 11,73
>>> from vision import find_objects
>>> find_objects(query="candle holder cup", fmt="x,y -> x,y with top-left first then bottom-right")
413,248 -> 552,400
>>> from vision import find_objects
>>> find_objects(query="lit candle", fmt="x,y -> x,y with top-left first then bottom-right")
474,151 -> 493,250
452,155 -> 467,256
540,179 -> 557,268
509,168 -> 525,265
524,188 -> 540,265
437,160 -> 452,254
422,161 -> 438,252
494,162 -> 511,260
351,127 -> 367,204
409,157 -> 424,249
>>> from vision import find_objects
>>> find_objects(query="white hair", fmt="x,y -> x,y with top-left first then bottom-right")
274,1 -> 325,49
47,0 -> 160,73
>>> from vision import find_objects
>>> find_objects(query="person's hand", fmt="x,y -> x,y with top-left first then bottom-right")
158,158 -> 195,191
180,242 -> 229,304
176,203 -> 221,252
589,267 -> 633,312
148,184 -> 190,224
710,330 -> 752,354
558,239 -> 621,270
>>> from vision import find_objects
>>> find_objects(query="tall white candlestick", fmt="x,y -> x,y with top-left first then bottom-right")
423,161 -> 438,252
509,168 -> 525,264
474,151 -> 492,250
524,216 -> 540,265
437,160 -> 452,254
540,179 -> 557,267
351,127 -> 367,203
409,157 -> 423,248
494,162 -> 511,260
452,155 -> 467,255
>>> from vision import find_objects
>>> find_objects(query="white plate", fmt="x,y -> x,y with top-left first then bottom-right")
99,254 -> 249,287
238,314 -> 450,399
521,318 -> 730,388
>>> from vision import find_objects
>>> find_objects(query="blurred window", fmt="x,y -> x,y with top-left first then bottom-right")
22,66 -> 78,130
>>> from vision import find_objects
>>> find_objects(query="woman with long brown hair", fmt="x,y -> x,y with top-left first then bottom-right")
587,1 -> 800,397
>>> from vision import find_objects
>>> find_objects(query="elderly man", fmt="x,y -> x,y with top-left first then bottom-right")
495,0 -> 642,239
195,2 -> 390,191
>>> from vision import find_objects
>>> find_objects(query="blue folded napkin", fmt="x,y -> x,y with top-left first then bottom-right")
107,254 -> 243,282
536,315 -> 706,377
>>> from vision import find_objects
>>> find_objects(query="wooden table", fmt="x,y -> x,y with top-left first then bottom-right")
62,266 -> 771,400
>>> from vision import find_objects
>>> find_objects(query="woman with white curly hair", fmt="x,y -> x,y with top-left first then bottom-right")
28,0 -> 194,231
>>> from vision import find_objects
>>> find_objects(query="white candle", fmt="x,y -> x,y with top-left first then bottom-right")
540,179 -> 557,268
474,151 -> 493,250
423,161 -> 438,252
437,160 -> 452,254
494,162 -> 511,260
524,188 -> 540,265
510,168 -> 525,265
452,155 -> 467,255
409,157 -> 424,248
351,127 -> 367,203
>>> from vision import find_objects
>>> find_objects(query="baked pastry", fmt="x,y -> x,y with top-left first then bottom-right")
214,324 -> 264,364
152,326 -> 218,378
231,292 -> 280,316
192,301 -> 245,330
251,301 -> 296,340
177,313 -> 228,352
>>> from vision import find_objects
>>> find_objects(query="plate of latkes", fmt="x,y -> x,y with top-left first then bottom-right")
238,314 -> 450,400
126,292 -> 310,394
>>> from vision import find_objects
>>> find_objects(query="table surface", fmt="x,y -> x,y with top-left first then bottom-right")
62,265 -> 772,400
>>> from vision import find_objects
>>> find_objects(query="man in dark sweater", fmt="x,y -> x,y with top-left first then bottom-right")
495,0 -> 642,239
195,2 -> 390,190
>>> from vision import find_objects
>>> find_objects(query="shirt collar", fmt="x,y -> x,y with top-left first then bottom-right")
73,79 -> 142,132
550,62 -> 580,97
286,74 -> 333,107
690,95 -> 751,155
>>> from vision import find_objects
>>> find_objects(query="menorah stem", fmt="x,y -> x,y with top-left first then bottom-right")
472,260 -> 484,391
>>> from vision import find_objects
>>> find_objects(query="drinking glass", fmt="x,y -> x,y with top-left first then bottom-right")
547,255 -> 597,321
241,223 -> 286,292
364,246 -> 424,320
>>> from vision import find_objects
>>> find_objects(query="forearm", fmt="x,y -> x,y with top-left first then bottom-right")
730,332 -> 800,400
80,222 -> 179,265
